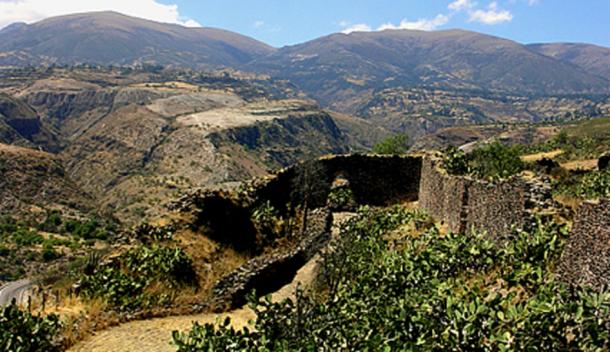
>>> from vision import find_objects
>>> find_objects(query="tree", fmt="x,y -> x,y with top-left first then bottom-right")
289,159 -> 329,236
372,134 -> 410,155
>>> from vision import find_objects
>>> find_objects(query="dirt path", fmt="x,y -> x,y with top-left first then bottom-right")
0,279 -> 33,307
68,213 -> 355,352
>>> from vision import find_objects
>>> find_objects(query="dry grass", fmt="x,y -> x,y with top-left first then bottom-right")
561,159 -> 598,171
520,149 -> 564,162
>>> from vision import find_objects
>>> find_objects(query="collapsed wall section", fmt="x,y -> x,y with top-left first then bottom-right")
557,199 -> 610,289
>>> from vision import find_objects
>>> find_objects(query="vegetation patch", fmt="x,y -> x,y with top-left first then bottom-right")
0,301 -> 62,351
80,245 -> 197,311
444,141 -> 524,180
173,206 -> 610,351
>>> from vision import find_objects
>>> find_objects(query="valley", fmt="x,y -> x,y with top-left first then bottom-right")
0,9 -> 609,352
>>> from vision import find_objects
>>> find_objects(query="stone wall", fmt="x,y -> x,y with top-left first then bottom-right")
248,154 -> 422,213
419,155 -> 533,242
212,208 -> 332,310
418,157 -> 470,233
557,199 -> 610,289
174,154 -> 422,244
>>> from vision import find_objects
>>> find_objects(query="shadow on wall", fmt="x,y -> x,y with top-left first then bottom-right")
181,154 -> 422,252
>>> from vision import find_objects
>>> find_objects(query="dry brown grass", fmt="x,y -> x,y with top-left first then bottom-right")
520,149 -> 564,162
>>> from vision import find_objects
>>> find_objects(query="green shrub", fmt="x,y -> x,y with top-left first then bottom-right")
173,207 -> 610,351
372,134 -> 409,155
0,301 -> 61,351
37,212 -> 63,233
0,245 -> 9,257
80,245 -> 197,311
11,228 -> 44,246
443,146 -> 470,175
469,141 -> 524,180
41,243 -> 61,262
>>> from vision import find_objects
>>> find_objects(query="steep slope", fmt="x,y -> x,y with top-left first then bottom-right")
528,43 -> 610,81
0,143 -> 92,217
0,11 -> 275,68
62,99 -> 349,222
249,29 -> 609,108
0,93 -> 59,151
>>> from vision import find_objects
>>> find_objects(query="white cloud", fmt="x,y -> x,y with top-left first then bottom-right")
341,23 -> 372,34
448,0 -> 476,11
468,1 -> 513,24
0,0 -> 200,29
378,14 -> 450,31
253,20 -> 265,29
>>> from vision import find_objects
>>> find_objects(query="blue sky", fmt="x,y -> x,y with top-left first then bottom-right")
0,0 -> 608,48
160,0 -> 610,47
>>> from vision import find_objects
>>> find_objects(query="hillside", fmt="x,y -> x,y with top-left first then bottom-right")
0,143 -> 92,217
0,11 -> 274,68
529,43 -> 610,81
248,29 -> 610,105
0,67 -> 362,223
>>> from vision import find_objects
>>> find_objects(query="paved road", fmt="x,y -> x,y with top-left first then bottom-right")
0,279 -> 33,307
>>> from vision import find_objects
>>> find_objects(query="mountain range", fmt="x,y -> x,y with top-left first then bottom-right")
0,11 -> 608,100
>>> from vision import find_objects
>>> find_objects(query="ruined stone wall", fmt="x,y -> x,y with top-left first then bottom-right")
557,199 -> 610,289
419,156 -> 530,241
212,209 -> 332,310
418,157 -> 470,233
242,154 -> 422,214
465,178 -> 527,242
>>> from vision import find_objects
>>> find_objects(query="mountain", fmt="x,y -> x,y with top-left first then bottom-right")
528,43 -> 610,81
0,11 -> 275,68
248,29 -> 610,108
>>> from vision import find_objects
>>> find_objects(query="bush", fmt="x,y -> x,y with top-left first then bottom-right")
173,207 -> 610,351
0,301 -> 61,351
80,245 -> 197,310
11,228 -> 44,246
41,243 -> 61,262
0,245 -> 9,257
372,134 -> 409,155
443,146 -> 470,175
469,141 -> 524,180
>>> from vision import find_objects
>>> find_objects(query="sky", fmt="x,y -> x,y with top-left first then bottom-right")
0,0 -> 608,48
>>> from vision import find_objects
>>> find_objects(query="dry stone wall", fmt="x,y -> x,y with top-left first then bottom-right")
418,155 -> 551,242
212,208 -> 332,310
557,199 -> 610,289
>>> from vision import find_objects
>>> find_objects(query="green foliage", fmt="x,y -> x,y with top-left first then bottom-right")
443,146 -> 470,175
372,133 -> 410,155
556,170 -> 610,200
80,245 -> 197,311
41,243 -> 61,262
469,141 -> 524,180
63,218 -> 109,240
133,223 -> 175,244
173,206 -> 610,351
0,245 -> 8,257
0,301 -> 61,352
252,201 -> 280,233
37,211 -> 63,233
326,187 -> 356,210
11,228 -> 44,246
